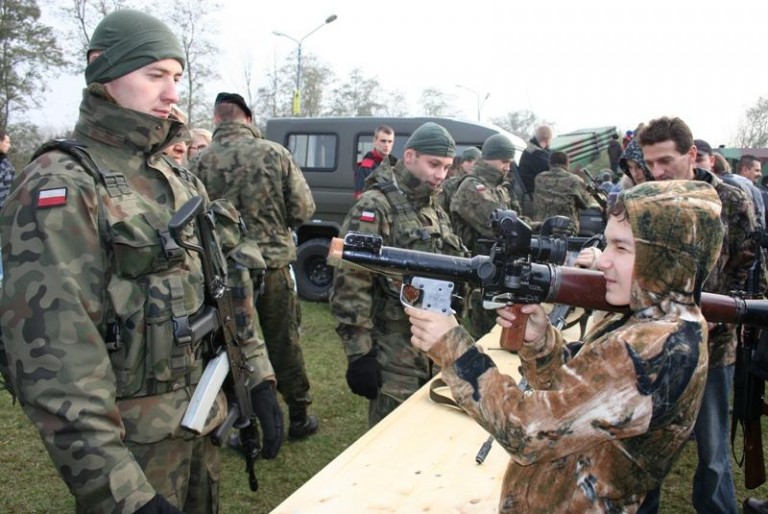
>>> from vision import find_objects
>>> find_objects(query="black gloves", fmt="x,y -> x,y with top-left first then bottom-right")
346,351 -> 381,400
250,380 -> 284,459
136,495 -> 184,514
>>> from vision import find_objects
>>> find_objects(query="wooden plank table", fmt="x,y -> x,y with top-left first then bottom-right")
271,314 -> 588,513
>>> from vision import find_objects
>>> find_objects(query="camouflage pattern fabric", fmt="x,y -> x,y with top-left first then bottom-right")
436,173 -> 468,216
330,161 -> 465,425
533,166 -> 591,236
0,87 -> 272,513
192,121 -> 315,409
693,168 -> 758,368
424,180 -> 723,513
192,121 -> 315,268
450,161 -> 518,338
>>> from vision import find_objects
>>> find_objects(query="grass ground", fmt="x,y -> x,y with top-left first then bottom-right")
2,300 -> 768,513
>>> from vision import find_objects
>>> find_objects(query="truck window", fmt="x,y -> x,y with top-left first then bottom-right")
356,135 -> 410,164
288,133 -> 337,171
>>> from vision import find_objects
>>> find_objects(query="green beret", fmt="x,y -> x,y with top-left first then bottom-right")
405,122 -> 456,158
85,10 -> 185,84
461,147 -> 482,162
482,134 -> 516,160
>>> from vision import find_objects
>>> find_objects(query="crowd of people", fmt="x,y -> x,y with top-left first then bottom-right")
1,7 -> 767,514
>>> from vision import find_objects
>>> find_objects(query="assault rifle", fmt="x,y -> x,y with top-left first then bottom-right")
168,196 -> 261,492
328,211 -> 768,338
581,169 -> 609,212
732,231 -> 768,489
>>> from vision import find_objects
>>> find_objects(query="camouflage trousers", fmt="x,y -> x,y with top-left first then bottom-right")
467,288 -> 497,339
118,436 -> 219,514
368,321 -> 434,427
256,266 -> 312,408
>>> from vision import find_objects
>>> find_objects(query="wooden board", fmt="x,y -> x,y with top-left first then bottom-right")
271,312 -> 590,513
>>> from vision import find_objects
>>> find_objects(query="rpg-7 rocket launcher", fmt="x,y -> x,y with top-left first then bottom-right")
328,209 -> 768,348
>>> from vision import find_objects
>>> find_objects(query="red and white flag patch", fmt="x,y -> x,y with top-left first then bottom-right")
474,184 -> 486,192
359,210 -> 376,223
38,187 -> 68,208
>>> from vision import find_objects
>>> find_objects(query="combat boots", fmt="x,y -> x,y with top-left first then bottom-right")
288,405 -> 319,440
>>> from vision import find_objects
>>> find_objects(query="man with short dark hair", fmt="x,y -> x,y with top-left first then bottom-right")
734,154 -> 766,227
355,124 -> 397,199
533,150 -> 591,236
639,116 -> 757,514
193,92 -> 320,440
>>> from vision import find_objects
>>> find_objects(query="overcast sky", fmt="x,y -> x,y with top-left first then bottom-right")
31,0 -> 767,146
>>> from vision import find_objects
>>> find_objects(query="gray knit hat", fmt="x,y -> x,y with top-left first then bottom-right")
461,147 -> 482,162
482,134 -> 516,160
86,10 -> 185,84
405,122 -> 456,158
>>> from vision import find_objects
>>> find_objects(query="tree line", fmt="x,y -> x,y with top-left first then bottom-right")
2,0 -> 766,169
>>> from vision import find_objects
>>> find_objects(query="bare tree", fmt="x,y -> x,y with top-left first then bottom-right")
0,0 -> 66,128
735,96 -> 768,148
491,110 -> 554,140
418,87 -> 458,117
53,0 -> 131,72
326,68 -> 383,116
163,0 -> 220,127
379,90 -> 409,117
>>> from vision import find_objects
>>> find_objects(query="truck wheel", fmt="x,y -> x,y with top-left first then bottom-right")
295,238 -> 334,302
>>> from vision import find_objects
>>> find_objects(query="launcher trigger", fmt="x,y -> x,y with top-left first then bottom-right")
399,277 -> 455,315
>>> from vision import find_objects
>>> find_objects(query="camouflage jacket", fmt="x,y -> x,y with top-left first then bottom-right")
330,161 -> 465,360
436,171 -> 468,215
694,168 -> 758,367
192,122 -> 316,268
450,161 -> 519,254
533,166 -> 591,235
427,180 -> 723,513
0,88 -> 273,513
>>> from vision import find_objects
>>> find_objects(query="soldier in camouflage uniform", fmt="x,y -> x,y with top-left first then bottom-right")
639,116 -> 757,514
533,150 -> 592,236
192,92 -> 320,440
407,180 -> 724,513
450,134 -> 519,338
437,146 -> 481,213
0,11 -> 282,514
330,122 -> 466,427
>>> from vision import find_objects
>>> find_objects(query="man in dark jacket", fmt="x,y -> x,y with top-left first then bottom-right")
518,124 -> 553,199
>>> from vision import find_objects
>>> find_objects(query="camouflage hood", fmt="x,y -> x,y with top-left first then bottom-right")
619,138 -> 653,184
622,180 -> 723,316
74,84 -> 188,158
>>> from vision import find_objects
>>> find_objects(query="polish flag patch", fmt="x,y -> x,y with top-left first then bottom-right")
37,187 -> 68,208
475,184 -> 487,192
359,210 -> 376,223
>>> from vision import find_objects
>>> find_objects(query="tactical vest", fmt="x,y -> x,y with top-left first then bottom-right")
21,140 -> 264,399
370,180 -> 466,322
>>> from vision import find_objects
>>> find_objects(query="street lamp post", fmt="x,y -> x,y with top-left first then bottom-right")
273,14 -> 338,116
455,84 -> 490,122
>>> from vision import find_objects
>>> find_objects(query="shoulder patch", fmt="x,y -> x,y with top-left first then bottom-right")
359,210 -> 376,223
475,184 -> 487,192
37,187 -> 68,208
